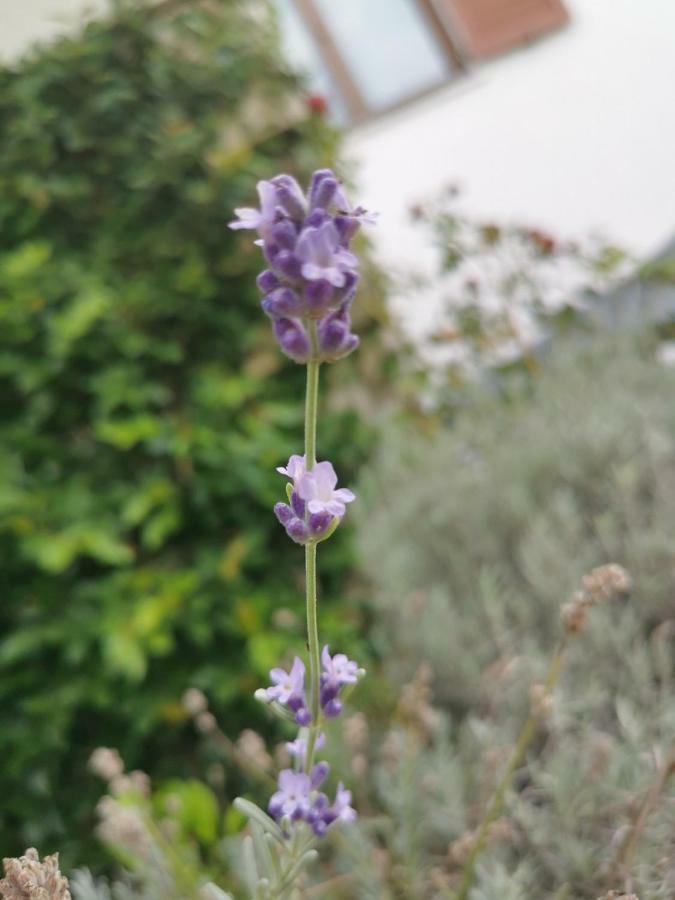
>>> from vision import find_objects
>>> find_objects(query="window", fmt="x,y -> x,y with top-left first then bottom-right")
274,0 -> 568,125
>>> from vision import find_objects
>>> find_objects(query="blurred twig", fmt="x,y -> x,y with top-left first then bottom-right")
451,637 -> 568,900
604,746 -> 675,890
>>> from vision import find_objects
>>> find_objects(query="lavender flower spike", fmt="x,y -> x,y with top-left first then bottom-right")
297,462 -> 356,518
232,169 -> 367,893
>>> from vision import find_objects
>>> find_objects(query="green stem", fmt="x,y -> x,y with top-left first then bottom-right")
305,541 -> 320,769
305,356 -> 319,469
453,638 -> 568,900
303,331 -> 322,771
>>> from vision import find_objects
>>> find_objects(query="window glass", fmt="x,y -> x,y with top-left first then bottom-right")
273,0 -> 349,125
313,0 -> 450,110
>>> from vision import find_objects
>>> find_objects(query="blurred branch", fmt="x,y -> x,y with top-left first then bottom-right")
605,746 -> 675,890
450,637 -> 568,900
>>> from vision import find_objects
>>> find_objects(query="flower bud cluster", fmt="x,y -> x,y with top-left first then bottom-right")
229,169 -> 375,363
273,454 -> 355,545
268,767 -> 356,837
263,646 -> 362,726
561,563 -> 631,634
261,646 -> 363,840
0,848 -> 71,900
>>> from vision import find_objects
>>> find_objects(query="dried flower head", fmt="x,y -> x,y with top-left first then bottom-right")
195,711 -> 218,734
182,687 -> 208,716
110,769 -> 150,797
448,818 -> 514,867
0,848 -> 71,900
397,662 -> 441,739
582,564 -> 632,605
342,712 -> 369,753
236,730 -> 273,772
597,893 -> 639,900
529,682 -> 554,718
561,565 -> 631,634
88,747 -> 124,782
561,595 -> 588,634
96,796 -> 151,858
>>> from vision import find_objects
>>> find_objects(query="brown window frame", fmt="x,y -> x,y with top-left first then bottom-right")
289,0 -> 466,125
287,0 -> 569,125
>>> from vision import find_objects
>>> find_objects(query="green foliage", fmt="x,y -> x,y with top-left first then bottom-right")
345,336 -> 675,897
0,0 -> 386,865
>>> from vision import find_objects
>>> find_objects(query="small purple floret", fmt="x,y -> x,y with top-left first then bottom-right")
266,657 -> 305,705
269,769 -> 357,837
268,770 -> 311,821
272,318 -> 311,363
274,456 -> 355,544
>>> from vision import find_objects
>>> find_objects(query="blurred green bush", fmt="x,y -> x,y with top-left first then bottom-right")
0,0 -> 389,864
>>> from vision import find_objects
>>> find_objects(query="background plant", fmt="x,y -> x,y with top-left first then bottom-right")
339,335 -> 675,898
405,187 -> 632,406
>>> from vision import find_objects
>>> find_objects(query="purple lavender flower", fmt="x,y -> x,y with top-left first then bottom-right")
309,169 -> 339,211
230,169 -> 375,362
301,781 -> 358,836
276,454 -> 306,483
271,174 -> 307,221
331,783 -> 357,824
316,302 -> 359,362
275,457 -> 355,545
268,770 -> 311,821
310,761 -> 330,789
272,317 -> 311,363
321,646 -> 359,686
229,180 -> 279,240
295,221 -> 358,289
306,793 -> 331,837
297,462 -> 355,518
268,768 -> 357,837
286,733 -> 325,763
266,657 -> 305,704
319,646 -> 361,717
265,657 -> 311,725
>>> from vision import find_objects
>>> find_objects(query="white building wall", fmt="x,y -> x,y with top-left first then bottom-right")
0,0 -> 108,61
346,0 -> 675,275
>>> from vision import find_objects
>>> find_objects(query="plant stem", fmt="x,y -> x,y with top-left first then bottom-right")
605,745 -> 675,889
304,331 -> 322,771
305,541 -> 320,769
305,357 -> 319,470
453,638 -> 568,900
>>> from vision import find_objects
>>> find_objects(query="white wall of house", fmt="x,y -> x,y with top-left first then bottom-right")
346,0 -> 675,283
0,0 -> 108,61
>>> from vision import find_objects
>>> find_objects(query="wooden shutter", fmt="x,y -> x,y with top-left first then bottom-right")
440,0 -> 569,59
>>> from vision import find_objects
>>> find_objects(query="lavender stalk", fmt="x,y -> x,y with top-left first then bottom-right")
229,169 -> 373,896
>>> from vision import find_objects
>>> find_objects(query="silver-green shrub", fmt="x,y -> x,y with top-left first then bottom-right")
345,337 -> 675,898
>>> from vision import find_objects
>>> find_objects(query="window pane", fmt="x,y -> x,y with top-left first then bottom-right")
273,0 -> 349,125
313,0 -> 450,110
